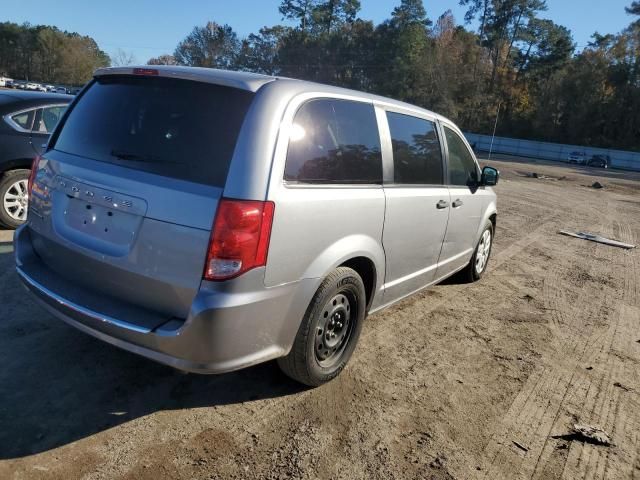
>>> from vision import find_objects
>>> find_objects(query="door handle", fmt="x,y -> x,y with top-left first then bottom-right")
452,199 -> 464,208
436,200 -> 449,209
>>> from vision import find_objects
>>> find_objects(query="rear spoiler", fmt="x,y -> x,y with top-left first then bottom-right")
93,66 -> 276,93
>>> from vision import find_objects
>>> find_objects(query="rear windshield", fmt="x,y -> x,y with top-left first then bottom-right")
53,76 -> 255,187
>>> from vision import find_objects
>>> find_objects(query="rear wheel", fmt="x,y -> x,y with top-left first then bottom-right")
0,169 -> 30,229
278,267 -> 366,387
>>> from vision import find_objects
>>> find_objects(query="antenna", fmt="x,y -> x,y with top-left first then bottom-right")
488,101 -> 501,161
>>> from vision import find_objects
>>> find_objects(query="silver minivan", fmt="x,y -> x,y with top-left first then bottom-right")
15,66 -> 498,386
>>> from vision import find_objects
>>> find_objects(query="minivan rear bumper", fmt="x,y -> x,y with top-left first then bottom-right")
15,225 -> 315,374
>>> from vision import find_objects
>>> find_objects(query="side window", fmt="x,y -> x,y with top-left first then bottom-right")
444,126 -> 478,186
9,110 -> 35,131
386,112 -> 443,185
34,106 -> 66,134
284,98 -> 382,184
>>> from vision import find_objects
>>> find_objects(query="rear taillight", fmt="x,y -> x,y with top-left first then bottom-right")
204,198 -> 275,281
27,155 -> 41,196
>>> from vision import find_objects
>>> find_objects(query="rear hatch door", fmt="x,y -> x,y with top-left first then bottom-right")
29,74 -> 256,322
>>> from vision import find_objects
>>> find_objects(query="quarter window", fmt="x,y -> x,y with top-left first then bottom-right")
386,112 -> 443,185
284,99 -> 382,184
444,126 -> 478,186
34,106 -> 66,133
9,110 -> 35,131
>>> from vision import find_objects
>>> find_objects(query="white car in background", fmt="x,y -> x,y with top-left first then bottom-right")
25,83 -> 46,92
567,151 -> 586,164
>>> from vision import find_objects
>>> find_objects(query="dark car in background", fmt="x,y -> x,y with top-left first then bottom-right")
587,154 -> 610,168
0,90 -> 72,228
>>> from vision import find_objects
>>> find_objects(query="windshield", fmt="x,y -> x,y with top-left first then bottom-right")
53,75 -> 255,187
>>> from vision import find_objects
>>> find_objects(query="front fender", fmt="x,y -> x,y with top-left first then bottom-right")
475,197 -> 497,242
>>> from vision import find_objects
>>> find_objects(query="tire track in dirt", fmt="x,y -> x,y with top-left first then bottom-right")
476,196 -> 630,479
559,304 -> 640,480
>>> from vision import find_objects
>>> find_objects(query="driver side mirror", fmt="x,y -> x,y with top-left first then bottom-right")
481,166 -> 499,186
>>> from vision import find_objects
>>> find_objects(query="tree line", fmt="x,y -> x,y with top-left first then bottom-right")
147,0 -> 640,151
0,22 -> 110,86
1,1 -> 638,150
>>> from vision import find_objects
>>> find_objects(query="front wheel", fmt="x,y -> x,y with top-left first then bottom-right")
460,221 -> 494,283
278,267 -> 366,387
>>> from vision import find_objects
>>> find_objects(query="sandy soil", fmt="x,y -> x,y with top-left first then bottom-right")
1,158 -> 639,479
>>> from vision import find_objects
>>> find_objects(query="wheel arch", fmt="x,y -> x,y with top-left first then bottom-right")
339,256 -> 377,312
489,212 -> 497,232
298,233 -> 385,313
0,159 -> 33,177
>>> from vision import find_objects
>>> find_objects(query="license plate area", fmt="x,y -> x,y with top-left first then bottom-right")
50,177 -> 147,257
65,197 -> 131,243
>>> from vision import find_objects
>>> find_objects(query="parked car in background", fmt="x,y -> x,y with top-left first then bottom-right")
587,154 -> 610,168
55,87 -> 68,94
0,77 -> 14,88
45,85 -> 56,92
567,151 -> 586,164
0,90 -> 72,228
15,66 -> 498,386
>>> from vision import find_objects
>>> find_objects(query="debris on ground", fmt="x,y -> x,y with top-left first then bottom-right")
552,424 -> 612,446
513,441 -> 529,453
586,366 -> 593,370
591,181 -> 604,189
613,382 -> 632,392
430,455 -> 447,469
559,230 -> 636,249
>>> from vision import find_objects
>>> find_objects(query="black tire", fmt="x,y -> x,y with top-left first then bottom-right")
459,220 -> 494,283
278,267 -> 366,387
0,169 -> 30,229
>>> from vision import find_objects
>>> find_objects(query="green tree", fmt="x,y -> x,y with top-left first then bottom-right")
311,0 -> 361,33
147,54 -> 178,65
174,22 -> 239,68
279,0 -> 317,32
371,0 -> 432,105
236,26 -> 288,74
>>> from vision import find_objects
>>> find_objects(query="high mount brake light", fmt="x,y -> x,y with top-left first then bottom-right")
133,68 -> 159,76
203,199 -> 275,281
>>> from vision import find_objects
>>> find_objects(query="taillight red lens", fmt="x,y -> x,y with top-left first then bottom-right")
204,199 -> 275,281
27,155 -> 41,196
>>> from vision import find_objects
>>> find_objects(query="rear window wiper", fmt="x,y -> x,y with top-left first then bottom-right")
110,149 -> 178,164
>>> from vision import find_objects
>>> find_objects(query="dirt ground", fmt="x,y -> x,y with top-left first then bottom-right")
1,157 -> 639,480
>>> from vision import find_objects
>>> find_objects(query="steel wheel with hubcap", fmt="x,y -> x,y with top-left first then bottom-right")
0,169 -> 31,229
